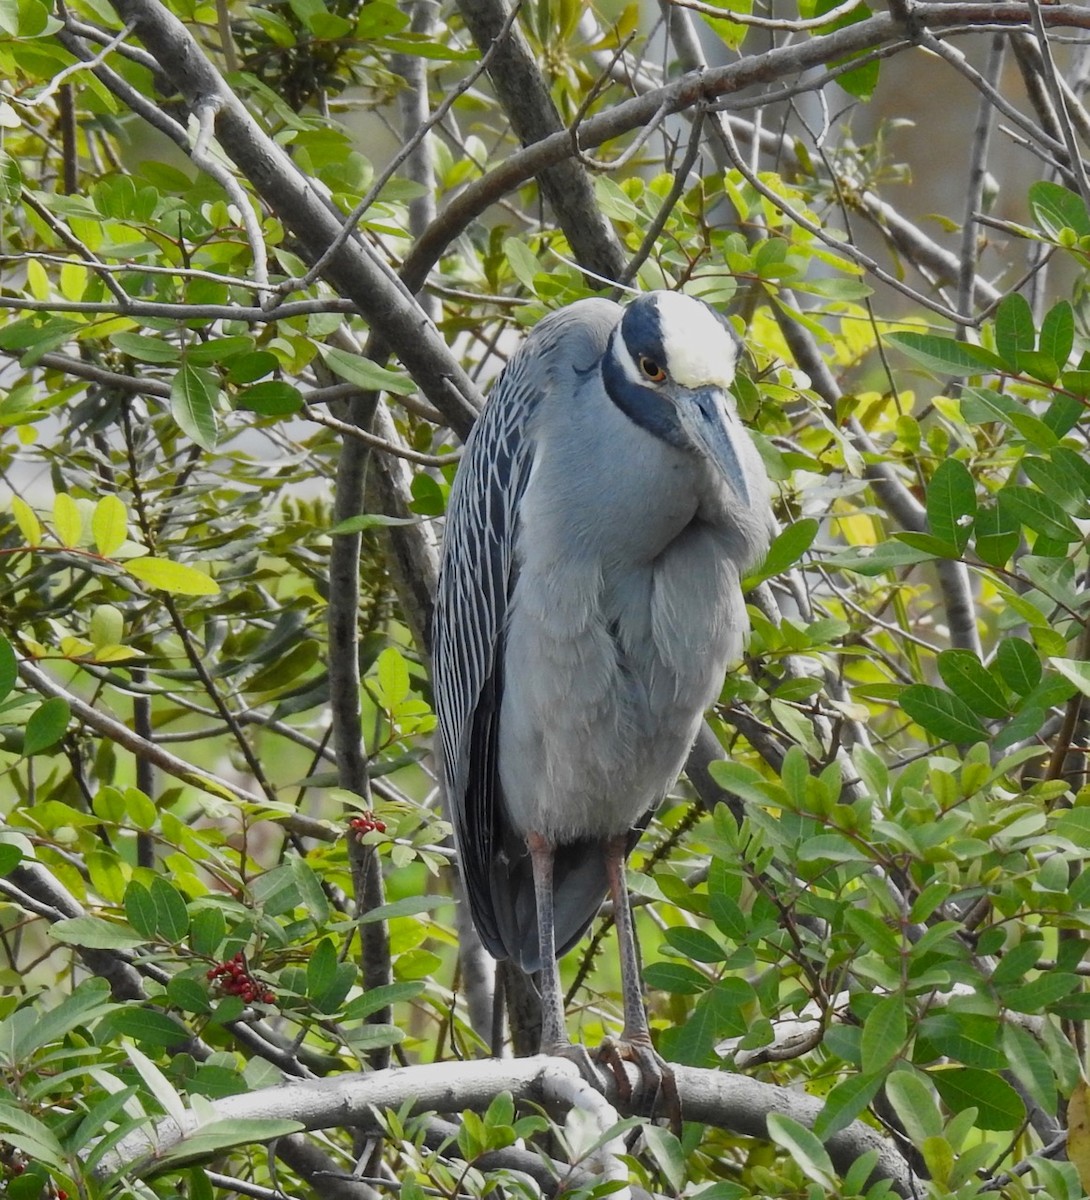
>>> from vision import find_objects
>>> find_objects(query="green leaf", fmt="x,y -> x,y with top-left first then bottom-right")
1039,300 -> 1074,368
1050,658 -> 1090,698
503,237 -> 540,292
92,494 -> 128,556
105,1007 -> 190,1048
110,332 -> 181,363
916,1013 -> 1006,1069
822,540 -> 934,576
342,1023 -> 406,1052
1030,180 -> 1090,240
307,936 -> 338,1000
341,981 -> 424,1020
189,906 -> 227,957
1003,971 -> 1080,1013
754,518 -> 818,580
999,485 -> 1081,542
657,988 -> 720,1065
643,961 -> 710,995
930,1066 -> 1026,1131
375,646 -> 410,708
663,925 -> 725,964
355,894 -> 448,924
1001,1023 -> 1057,1114
861,993 -> 907,1073
709,890 -> 747,942
24,697 -> 70,755
235,381 -> 303,416
886,331 -> 1004,376
813,1073 -> 884,1140
4,978 -> 114,1062
0,1100 -> 67,1172
994,292 -> 1035,369
49,916 -> 147,950
765,1114 -> 835,1189
936,649 -> 1008,718
318,345 -> 417,395
926,459 -> 976,551
123,880 -> 158,940
152,1119 -> 306,1170
128,1041 -> 187,1128
125,557 -> 220,596
0,635 -> 16,704
171,360 -> 220,450
886,1069 -> 943,1142
894,531 -> 959,558
330,513 -> 421,534
973,501 -> 1020,567
844,908 -> 900,957
997,638 -> 1042,696
642,1124 -> 686,1193
151,878 -> 190,942
900,684 -> 986,743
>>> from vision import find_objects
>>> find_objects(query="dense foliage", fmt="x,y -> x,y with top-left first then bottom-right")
3,0 -> 1090,1197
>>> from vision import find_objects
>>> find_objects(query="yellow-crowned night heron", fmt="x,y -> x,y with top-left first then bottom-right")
433,291 -> 773,1087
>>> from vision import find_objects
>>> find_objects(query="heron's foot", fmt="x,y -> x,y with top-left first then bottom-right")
597,1034 -> 681,1129
542,1039 -> 609,1090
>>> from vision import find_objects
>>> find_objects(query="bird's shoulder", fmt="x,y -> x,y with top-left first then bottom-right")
502,298 -> 621,393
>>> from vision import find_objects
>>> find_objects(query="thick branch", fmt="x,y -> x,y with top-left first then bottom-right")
96,1056 -> 917,1194
455,0 -> 627,283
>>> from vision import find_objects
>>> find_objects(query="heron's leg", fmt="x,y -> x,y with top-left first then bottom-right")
527,833 -> 605,1085
527,832 -> 566,1051
599,835 -> 680,1121
606,837 -> 651,1044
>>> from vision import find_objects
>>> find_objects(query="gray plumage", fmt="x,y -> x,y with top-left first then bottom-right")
434,292 -> 772,994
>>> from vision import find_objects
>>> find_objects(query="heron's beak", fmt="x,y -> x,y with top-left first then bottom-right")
674,386 -> 752,507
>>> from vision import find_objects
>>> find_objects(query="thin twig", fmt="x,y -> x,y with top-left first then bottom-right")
670,0 -> 865,32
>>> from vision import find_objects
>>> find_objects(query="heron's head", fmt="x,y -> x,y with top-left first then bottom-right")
603,292 -> 752,505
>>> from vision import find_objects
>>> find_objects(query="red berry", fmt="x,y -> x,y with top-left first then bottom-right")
57,1190 -> 69,1199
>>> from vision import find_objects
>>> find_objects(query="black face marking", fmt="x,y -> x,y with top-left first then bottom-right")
619,296 -> 667,375
601,328 -> 687,449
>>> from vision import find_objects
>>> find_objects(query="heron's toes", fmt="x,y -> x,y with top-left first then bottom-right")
543,1040 -> 609,1090
596,1035 -> 681,1129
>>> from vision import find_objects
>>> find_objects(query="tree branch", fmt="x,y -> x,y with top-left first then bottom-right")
94,1056 -> 918,1195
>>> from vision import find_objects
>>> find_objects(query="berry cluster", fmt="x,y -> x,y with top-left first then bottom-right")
349,811 -> 387,839
206,952 -> 275,1005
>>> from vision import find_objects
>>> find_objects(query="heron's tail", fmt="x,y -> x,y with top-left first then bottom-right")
489,837 -> 609,974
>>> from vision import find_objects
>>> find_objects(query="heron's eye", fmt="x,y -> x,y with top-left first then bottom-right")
639,355 -> 666,383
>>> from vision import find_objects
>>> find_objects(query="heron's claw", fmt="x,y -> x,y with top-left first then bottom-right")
597,1035 -> 681,1131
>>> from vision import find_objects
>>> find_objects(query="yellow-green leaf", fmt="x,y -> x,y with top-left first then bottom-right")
92,494 -> 127,556
11,497 -> 40,547
317,345 -> 417,395
1068,1079 -> 1090,1191
125,557 -> 220,596
53,492 -> 82,548
89,604 -> 124,648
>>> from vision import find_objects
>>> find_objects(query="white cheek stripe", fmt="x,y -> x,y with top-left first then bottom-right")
613,335 -> 649,387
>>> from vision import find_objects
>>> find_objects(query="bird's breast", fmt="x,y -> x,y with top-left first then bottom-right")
497,519 -> 746,843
